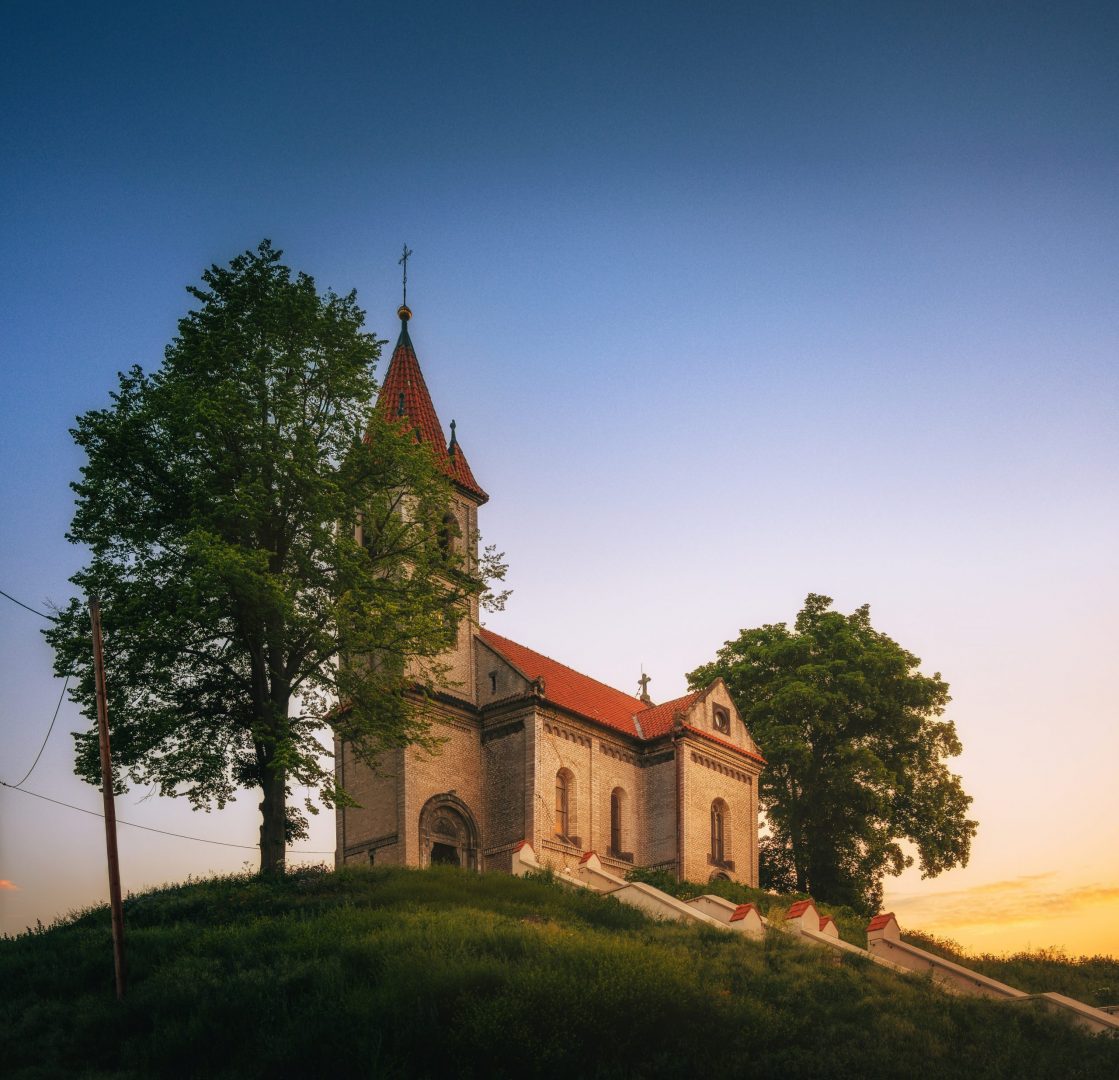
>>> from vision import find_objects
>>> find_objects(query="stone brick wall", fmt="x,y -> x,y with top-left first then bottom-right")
642,750 -> 678,871
678,735 -> 760,886
588,734 -> 645,868
400,703 -> 486,866
534,710 -> 593,872
475,639 -> 532,706
429,604 -> 478,703
418,491 -> 482,704
339,700 -> 486,868
687,680 -> 762,758
481,705 -> 533,866
337,741 -> 404,867
531,712 -> 685,879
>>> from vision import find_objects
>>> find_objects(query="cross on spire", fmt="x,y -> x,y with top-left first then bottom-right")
398,243 -> 414,307
637,672 -> 653,704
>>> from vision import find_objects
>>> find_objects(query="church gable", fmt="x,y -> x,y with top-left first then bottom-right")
475,634 -> 536,705
676,680 -> 764,762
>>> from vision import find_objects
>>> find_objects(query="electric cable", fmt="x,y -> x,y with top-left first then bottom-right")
0,588 -> 56,621
0,781 -> 334,854
6,673 -> 70,789
2,586 -> 333,855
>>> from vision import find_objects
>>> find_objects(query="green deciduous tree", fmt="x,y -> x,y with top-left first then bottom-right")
46,241 -> 506,874
688,593 -> 976,914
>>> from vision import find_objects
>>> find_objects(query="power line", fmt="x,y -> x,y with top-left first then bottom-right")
0,782 -> 334,855
6,673 -> 71,789
1,587 -> 334,857
0,588 -> 57,621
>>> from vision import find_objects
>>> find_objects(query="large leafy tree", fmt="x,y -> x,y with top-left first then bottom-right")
46,241 -> 505,874
688,594 -> 976,914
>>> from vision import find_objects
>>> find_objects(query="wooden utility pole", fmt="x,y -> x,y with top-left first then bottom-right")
89,596 -> 126,1000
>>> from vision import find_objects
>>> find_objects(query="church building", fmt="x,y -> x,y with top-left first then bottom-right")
336,305 -> 766,886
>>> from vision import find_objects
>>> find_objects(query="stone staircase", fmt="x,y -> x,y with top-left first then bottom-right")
510,841 -> 1119,1036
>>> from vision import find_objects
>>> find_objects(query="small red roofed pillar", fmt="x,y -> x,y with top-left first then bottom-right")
818,915 -> 840,939
511,840 -> 541,876
866,913 -> 901,942
579,851 -> 602,871
785,899 -> 820,935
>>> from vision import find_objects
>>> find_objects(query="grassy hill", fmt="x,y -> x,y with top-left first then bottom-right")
2,866 -> 1117,1079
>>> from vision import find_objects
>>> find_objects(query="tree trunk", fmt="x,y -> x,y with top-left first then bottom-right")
258,763 -> 287,876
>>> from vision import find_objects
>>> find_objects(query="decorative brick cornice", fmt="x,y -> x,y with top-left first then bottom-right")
680,723 -> 766,766
542,719 -> 593,749
690,750 -> 753,785
599,741 -> 637,765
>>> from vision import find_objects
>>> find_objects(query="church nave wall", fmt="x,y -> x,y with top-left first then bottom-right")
642,752 -> 679,872
338,743 -> 403,867
588,740 -> 645,871
533,712 -> 594,873
481,709 -> 532,869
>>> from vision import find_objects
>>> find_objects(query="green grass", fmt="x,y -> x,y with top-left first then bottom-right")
2,866 -> 1117,1079
901,930 -> 1119,1007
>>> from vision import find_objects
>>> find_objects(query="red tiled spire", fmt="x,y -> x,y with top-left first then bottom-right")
376,306 -> 488,504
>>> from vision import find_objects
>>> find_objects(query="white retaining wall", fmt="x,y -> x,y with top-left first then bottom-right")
511,843 -> 1118,1035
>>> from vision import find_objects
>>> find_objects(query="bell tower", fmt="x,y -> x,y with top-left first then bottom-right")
374,303 -> 488,703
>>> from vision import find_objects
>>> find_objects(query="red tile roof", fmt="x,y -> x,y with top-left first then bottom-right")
787,900 -> 817,919
478,630 -> 766,765
478,629 -> 647,736
636,691 -> 703,737
730,903 -> 761,922
866,913 -> 898,933
375,315 -> 488,504
819,915 -> 835,930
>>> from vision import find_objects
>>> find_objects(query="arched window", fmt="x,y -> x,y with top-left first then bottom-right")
555,769 -> 571,839
711,799 -> 729,866
610,788 -> 624,856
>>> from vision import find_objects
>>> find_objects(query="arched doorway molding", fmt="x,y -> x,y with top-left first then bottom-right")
419,793 -> 481,870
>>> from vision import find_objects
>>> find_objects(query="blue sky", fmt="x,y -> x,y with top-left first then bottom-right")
2,1 -> 1117,952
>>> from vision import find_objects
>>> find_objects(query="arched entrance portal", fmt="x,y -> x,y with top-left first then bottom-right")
419,794 -> 480,870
